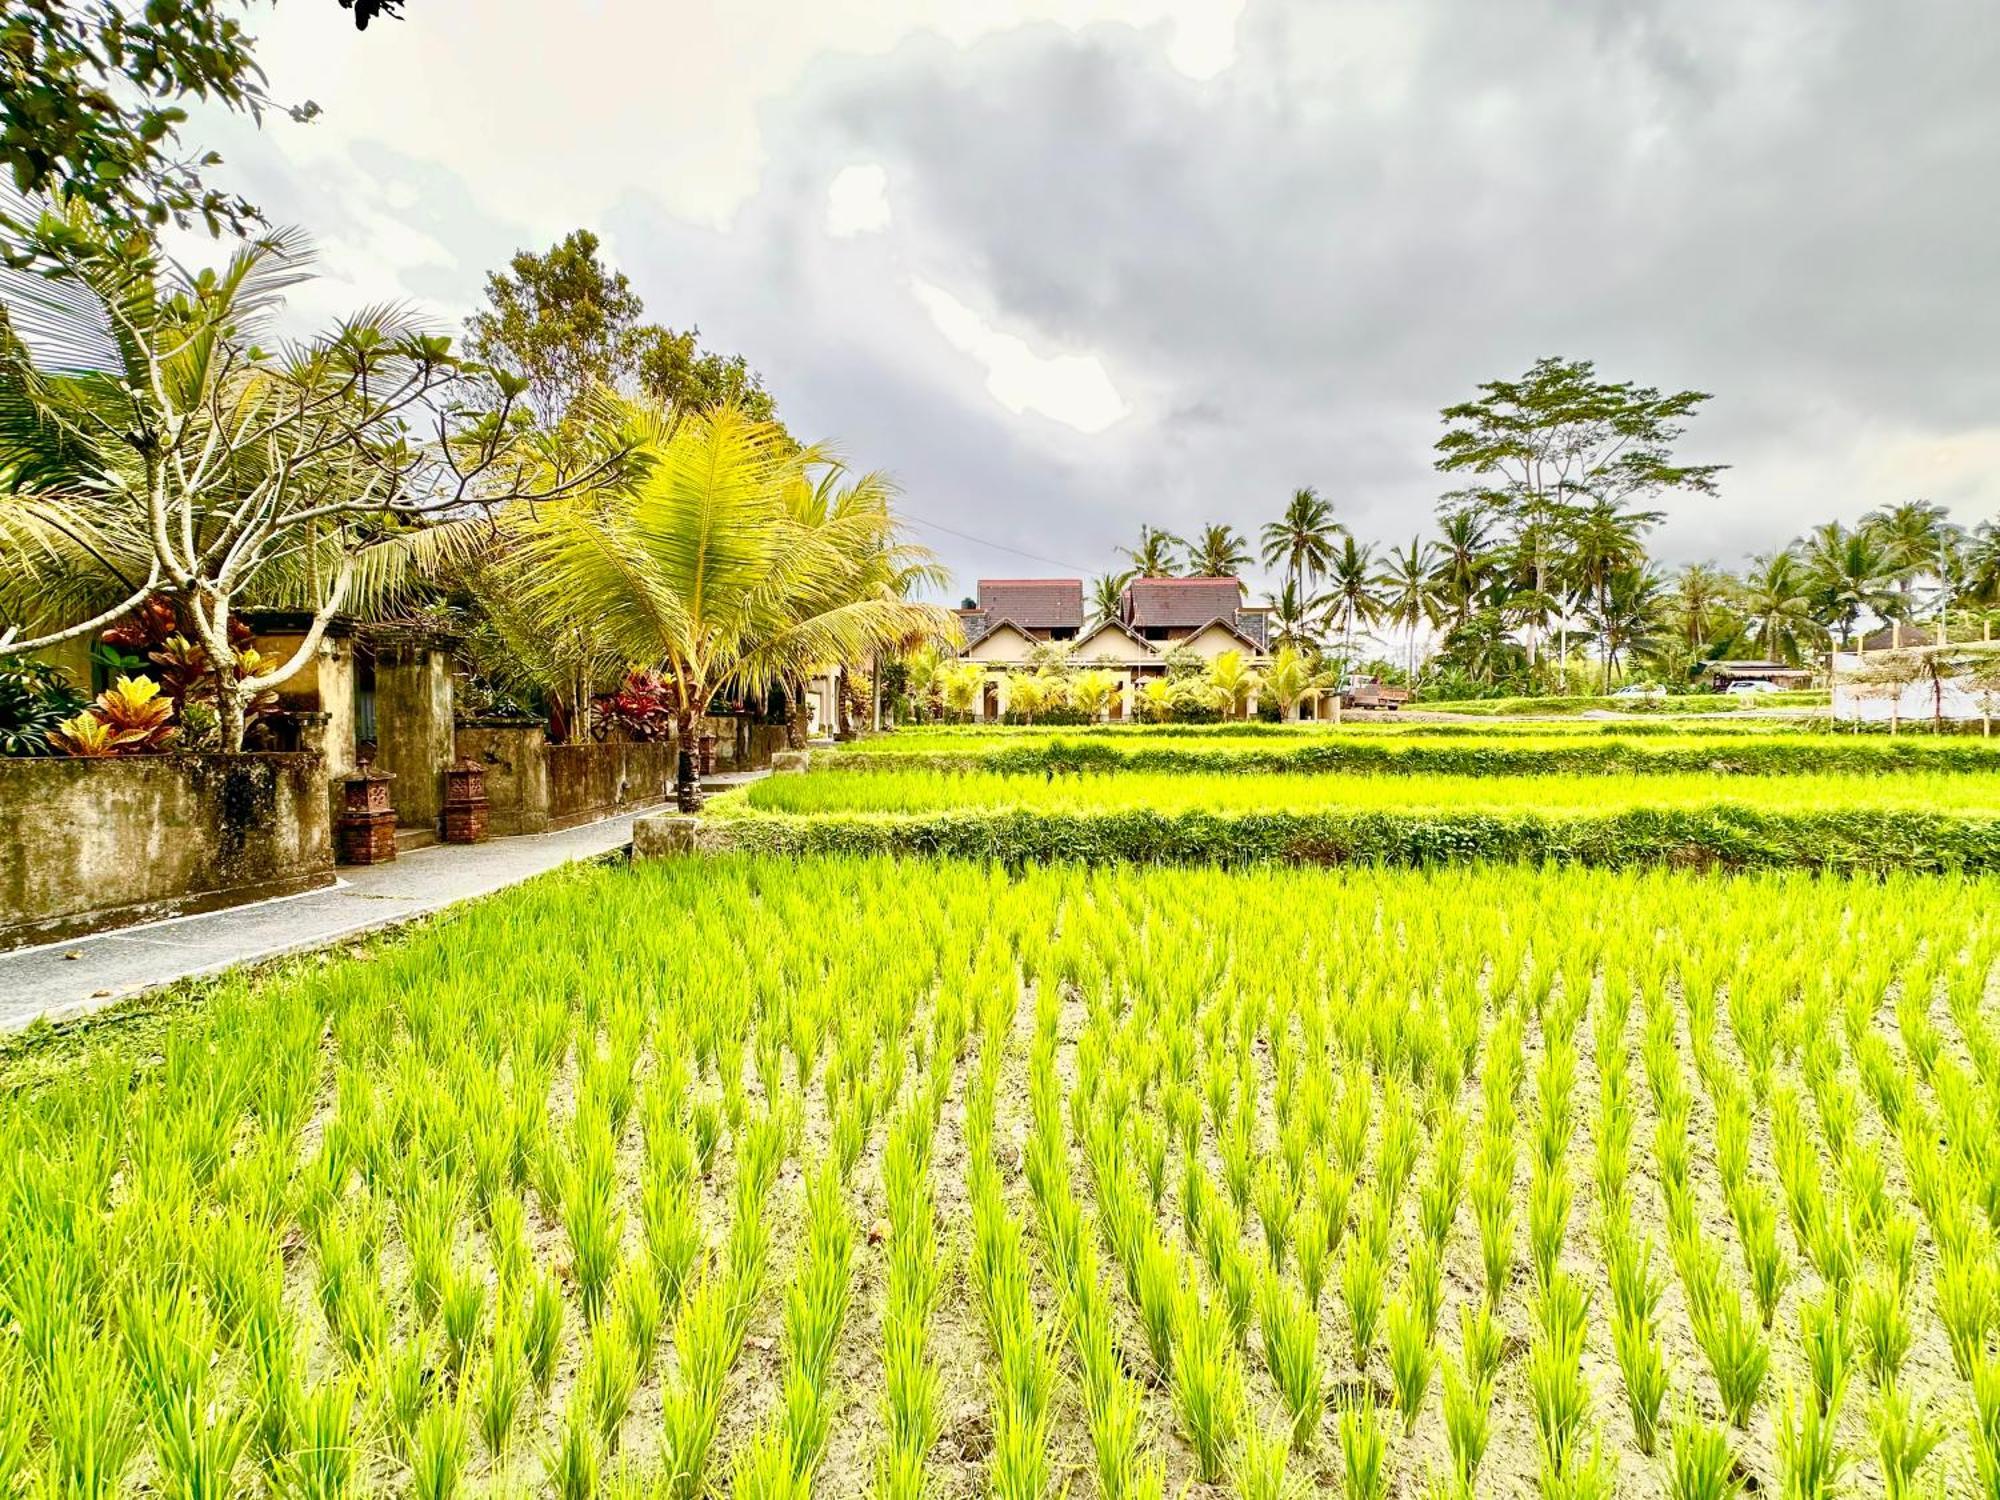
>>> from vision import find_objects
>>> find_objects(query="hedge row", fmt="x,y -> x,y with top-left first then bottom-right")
700,806 -> 2000,873
1417,689 -> 1830,716
823,737 -> 2000,778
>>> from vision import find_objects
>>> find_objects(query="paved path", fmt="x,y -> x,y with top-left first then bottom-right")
0,813 -> 650,1032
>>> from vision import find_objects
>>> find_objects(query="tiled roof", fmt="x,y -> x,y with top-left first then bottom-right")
1120,576 -> 1244,628
977,579 -> 1083,630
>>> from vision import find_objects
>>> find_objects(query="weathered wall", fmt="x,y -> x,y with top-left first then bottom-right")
546,741 -> 677,828
455,722 -> 553,837
374,644 -> 454,830
0,753 -> 332,952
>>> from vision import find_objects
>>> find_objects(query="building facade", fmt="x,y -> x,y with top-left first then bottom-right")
955,576 -> 1271,719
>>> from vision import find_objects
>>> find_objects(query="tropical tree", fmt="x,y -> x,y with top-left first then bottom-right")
1267,579 -> 1321,654
1323,536 -> 1383,669
0,204 -> 628,748
1186,523 -> 1252,583
1259,487 -> 1341,601
487,403 -> 954,808
467,230 -> 779,432
1070,669 -> 1120,723
0,0 -> 296,266
1204,649 -> 1258,719
1434,355 -> 1723,667
1665,562 -> 1734,655
1261,644 -> 1323,721
1088,570 -> 1133,627
1963,521 -> 2000,608
1001,671 -> 1046,724
939,662 -> 985,722
1378,536 -> 1440,682
1802,522 -> 1903,649
1737,552 -> 1824,666
1120,524 -> 1184,578
1587,565 -> 1668,689
1864,499 -> 1961,621
1570,498 -> 1664,685
1430,507 -> 1497,634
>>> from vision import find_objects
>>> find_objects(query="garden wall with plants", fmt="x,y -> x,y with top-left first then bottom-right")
0,752 -> 331,951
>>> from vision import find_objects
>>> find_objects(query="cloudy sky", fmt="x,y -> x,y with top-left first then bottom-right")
182,0 -> 2000,600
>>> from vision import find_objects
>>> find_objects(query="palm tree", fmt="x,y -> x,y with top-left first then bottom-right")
1667,562 -> 1733,654
1569,498 -> 1664,688
1378,536 -> 1440,683
491,402 -> 954,808
1187,523 -> 1252,583
1322,537 -> 1382,669
1588,565 -> 1669,689
1261,645 -> 1323,721
1120,524 -> 1184,578
1204,649 -> 1258,719
1802,522 -> 1902,649
1737,552 -> 1824,666
1267,579 -> 1321,654
1964,521 -> 2000,609
1431,508 -> 1496,634
1088,570 -> 1133,627
1865,499 -> 1962,623
1259,487 -> 1341,601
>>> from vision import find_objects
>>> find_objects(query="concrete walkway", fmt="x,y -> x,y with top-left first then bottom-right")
0,812 -> 650,1032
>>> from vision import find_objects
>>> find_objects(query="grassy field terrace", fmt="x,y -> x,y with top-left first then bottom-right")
5,855 -> 1998,1500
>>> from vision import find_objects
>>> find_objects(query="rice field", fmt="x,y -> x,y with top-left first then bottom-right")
822,730 -> 2000,777
728,766 -> 2000,819
5,855 -> 1999,1500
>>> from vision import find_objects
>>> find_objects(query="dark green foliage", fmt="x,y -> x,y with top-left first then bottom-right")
0,660 -> 85,755
711,805 -> 2000,874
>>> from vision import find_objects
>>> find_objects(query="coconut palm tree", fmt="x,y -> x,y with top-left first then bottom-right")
1864,499 -> 1962,618
1119,524 -> 1184,578
1323,536 -> 1383,669
1431,508 -> 1497,634
1267,579 -> 1322,654
1187,523 -> 1252,584
489,402 -> 954,808
1737,552 -> 1824,666
1587,564 -> 1669,689
1569,498 -> 1664,687
1378,536 -> 1440,683
1667,562 -> 1733,655
1259,487 -> 1341,601
1089,570 -> 1133,627
1963,521 -> 2000,608
1802,522 -> 1903,649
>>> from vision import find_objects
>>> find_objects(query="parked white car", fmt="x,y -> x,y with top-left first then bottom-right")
1724,680 -> 1780,696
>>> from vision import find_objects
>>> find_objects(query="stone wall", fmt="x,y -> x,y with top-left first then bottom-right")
455,724 -> 674,835
0,754 -> 332,952
546,741 -> 677,828
373,641 -> 455,831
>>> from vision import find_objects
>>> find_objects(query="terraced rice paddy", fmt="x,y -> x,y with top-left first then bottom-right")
5,857 -> 1999,1500
731,767 -> 2000,819
5,716 -> 1998,1500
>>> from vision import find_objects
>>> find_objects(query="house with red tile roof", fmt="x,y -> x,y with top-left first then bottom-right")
956,575 -> 1272,719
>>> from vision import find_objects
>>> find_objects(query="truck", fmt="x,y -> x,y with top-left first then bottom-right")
1339,675 -> 1412,711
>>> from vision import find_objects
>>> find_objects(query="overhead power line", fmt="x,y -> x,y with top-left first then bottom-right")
898,510 -> 1099,577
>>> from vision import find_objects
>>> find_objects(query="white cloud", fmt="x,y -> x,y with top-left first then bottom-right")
910,278 -> 1127,433
826,164 -> 893,236
215,0 -> 1244,231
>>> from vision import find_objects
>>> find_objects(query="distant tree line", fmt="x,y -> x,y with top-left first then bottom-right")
1100,359 -> 2000,697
